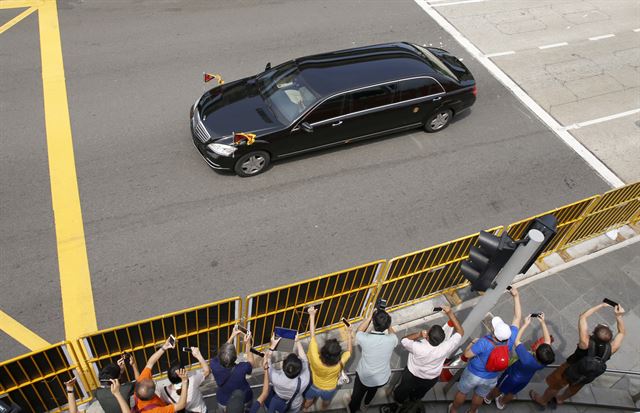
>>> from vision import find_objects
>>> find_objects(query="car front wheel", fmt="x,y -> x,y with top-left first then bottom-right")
424,109 -> 453,133
234,151 -> 270,177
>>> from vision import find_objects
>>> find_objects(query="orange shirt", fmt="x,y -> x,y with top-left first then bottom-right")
134,367 -> 174,413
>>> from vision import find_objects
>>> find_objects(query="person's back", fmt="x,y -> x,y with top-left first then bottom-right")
356,328 -> 398,385
466,326 -> 517,380
160,365 -> 208,412
95,362 -> 135,413
270,352 -> 310,412
210,343 -> 253,406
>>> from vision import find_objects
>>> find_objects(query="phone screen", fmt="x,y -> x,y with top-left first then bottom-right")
433,307 -> 443,312
274,327 -> 297,340
530,313 -> 540,318
603,298 -> 618,308
341,317 -> 350,327
506,286 -> 512,291
168,335 -> 176,346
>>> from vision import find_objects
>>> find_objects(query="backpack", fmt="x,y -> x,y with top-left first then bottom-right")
484,335 -> 509,372
563,339 -> 611,385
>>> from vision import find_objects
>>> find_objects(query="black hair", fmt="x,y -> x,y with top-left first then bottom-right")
535,344 -> 555,365
372,310 -> 392,332
427,325 -> 445,346
167,362 -> 184,384
319,338 -> 342,366
98,363 -> 120,381
593,325 -> 613,343
283,354 -> 303,379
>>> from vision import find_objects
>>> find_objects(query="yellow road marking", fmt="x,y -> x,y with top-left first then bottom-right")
0,5 -> 37,34
0,310 -> 51,351
0,0 -> 41,10
38,0 -> 97,339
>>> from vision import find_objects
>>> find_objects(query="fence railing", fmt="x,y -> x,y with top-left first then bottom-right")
2,182 -> 639,411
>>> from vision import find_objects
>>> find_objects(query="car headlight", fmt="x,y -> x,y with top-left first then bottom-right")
208,143 -> 237,157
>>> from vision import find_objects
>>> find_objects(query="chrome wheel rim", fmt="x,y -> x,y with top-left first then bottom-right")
241,155 -> 266,174
430,112 -> 450,130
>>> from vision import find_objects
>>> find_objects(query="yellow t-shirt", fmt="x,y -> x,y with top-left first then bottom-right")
307,337 -> 351,390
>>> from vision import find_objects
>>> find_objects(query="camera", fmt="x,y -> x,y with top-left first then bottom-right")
375,298 -> 387,311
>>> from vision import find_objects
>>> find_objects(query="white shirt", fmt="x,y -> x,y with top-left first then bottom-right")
269,359 -> 310,412
160,371 -> 208,412
355,331 -> 399,387
402,332 -> 462,379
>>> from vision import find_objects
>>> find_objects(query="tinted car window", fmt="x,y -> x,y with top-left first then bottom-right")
395,78 -> 444,102
346,84 -> 395,113
305,95 -> 345,124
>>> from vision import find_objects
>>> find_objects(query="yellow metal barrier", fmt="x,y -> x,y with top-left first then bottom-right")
78,297 -> 242,387
559,182 -> 640,249
0,342 -> 91,412
506,196 -> 599,257
376,227 -> 503,313
245,261 -> 386,347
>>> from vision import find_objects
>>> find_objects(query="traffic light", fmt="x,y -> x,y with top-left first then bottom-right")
519,214 -> 557,274
460,231 -> 517,292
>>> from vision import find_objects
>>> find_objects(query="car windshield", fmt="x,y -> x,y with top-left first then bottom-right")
411,44 -> 459,81
257,62 -> 320,124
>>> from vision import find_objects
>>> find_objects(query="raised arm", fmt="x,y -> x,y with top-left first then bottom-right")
244,332 -> 256,367
510,286 -> 522,327
463,338 -> 479,359
145,337 -> 174,370
308,306 -> 317,339
537,313 -> 551,344
128,353 -> 140,380
358,310 -> 373,333
611,305 -> 626,353
294,334 -> 307,361
404,330 -> 426,341
443,306 -> 464,336
514,316 -> 531,346
109,379 -> 131,413
171,369 -> 190,411
64,378 -> 81,413
227,325 -> 242,344
579,303 -> 608,348
345,325 -> 353,354
191,347 -> 211,377
256,359 -> 271,405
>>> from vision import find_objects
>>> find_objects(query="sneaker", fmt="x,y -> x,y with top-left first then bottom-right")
483,396 -> 492,405
495,395 -> 506,410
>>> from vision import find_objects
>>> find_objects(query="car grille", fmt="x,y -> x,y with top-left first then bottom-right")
192,110 -> 211,143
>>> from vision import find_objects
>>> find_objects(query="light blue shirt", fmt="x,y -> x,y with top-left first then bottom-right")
355,331 -> 398,386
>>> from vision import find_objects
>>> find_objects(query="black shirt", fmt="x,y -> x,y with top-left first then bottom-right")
566,340 -> 610,364
94,382 -> 135,413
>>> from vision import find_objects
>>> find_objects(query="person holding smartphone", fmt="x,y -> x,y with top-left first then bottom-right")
267,333 -> 310,412
66,377 -> 130,413
484,313 -> 555,409
95,353 -> 139,413
161,347 -> 211,412
344,305 -> 397,413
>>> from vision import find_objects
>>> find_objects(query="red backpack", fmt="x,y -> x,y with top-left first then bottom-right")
484,335 -> 509,372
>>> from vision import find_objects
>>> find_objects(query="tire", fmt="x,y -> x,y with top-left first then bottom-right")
234,151 -> 270,177
424,109 -> 453,133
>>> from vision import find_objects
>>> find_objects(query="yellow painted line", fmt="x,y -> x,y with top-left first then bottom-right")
0,5 -> 37,34
38,0 -> 97,340
0,310 -> 51,351
0,0 -> 41,10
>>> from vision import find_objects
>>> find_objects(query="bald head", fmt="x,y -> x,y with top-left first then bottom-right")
135,378 -> 156,400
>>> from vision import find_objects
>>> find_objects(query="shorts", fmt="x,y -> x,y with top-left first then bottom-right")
457,368 -> 498,398
497,371 -> 530,395
303,383 -> 338,401
545,362 -> 584,393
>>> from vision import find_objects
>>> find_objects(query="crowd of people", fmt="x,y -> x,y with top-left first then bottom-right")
63,286 -> 626,413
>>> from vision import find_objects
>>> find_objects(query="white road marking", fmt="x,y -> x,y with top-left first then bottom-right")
431,0 -> 485,6
633,28 -> 640,32
539,42 -> 569,49
562,108 -> 640,130
412,0 -> 625,188
485,50 -> 516,58
588,33 -> 615,41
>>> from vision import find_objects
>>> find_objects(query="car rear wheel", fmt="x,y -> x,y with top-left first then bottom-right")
424,109 -> 453,133
234,151 -> 270,177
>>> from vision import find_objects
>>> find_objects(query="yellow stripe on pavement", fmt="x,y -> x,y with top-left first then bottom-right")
0,6 -> 37,34
0,310 -> 50,351
0,0 -> 41,10
38,0 -> 97,340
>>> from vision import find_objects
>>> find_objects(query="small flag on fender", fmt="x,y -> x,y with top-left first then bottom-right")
233,132 -> 256,146
204,73 -> 224,84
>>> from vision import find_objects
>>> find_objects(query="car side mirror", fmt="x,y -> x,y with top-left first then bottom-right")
301,122 -> 313,133
265,62 -> 271,71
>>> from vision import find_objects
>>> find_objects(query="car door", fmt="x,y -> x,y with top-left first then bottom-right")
338,83 -> 398,141
391,77 -> 446,126
277,94 -> 348,157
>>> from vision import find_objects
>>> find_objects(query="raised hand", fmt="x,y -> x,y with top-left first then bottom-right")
109,379 -> 121,395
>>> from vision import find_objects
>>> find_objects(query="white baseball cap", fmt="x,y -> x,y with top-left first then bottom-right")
491,316 -> 512,341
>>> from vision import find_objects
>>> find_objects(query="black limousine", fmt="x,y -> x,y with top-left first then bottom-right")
190,42 -> 476,177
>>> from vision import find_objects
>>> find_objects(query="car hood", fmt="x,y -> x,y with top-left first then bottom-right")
197,78 -> 284,139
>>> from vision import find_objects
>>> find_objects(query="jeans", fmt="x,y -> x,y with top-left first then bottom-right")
349,373 -> 383,412
393,366 -> 439,403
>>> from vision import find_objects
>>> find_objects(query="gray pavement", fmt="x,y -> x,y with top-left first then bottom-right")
0,0 -> 615,363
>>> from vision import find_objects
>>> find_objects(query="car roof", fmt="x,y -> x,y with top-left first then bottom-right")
295,42 -> 435,96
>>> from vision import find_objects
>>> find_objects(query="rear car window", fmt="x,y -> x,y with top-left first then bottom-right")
346,84 -> 395,113
395,78 -> 444,102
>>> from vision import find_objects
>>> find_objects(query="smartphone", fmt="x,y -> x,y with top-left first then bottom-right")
341,317 -> 351,327
603,298 -> 618,308
182,347 -> 192,353
237,325 -> 248,334
506,286 -> 512,291
375,298 -> 387,311
100,379 -> 111,388
273,327 -> 297,340
530,313 -> 541,318
168,334 -> 176,347
250,347 -> 265,358
121,352 -> 130,360
433,307 -> 443,312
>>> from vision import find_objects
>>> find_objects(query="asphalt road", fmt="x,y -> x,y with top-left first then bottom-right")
0,0 -> 612,361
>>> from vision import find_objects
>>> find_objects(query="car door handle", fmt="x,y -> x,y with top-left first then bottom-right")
332,121 -> 343,127
432,96 -> 442,102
